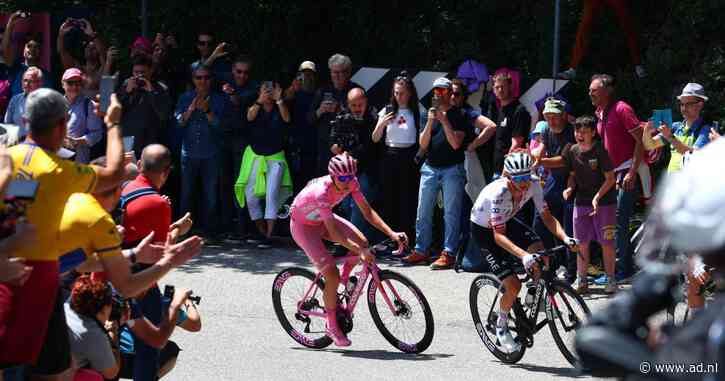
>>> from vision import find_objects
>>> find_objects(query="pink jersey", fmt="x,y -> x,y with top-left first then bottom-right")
290,176 -> 365,225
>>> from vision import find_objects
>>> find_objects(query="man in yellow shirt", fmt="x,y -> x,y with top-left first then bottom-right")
59,178 -> 198,299
0,88 -> 127,379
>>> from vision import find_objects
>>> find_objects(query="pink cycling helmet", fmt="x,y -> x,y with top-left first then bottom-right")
328,153 -> 357,177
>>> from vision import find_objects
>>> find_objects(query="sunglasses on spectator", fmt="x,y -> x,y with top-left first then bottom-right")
197,40 -> 212,46
234,69 -> 249,74
510,174 -> 532,183
65,80 -> 83,86
336,175 -> 355,183
452,91 -> 462,97
194,75 -> 211,80
395,75 -> 412,83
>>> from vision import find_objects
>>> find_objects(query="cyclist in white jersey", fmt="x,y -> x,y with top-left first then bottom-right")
470,152 -> 578,353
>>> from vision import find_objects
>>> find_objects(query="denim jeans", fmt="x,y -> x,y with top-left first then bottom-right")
615,185 -> 637,276
341,173 -> 382,243
133,286 -> 162,381
415,162 -> 466,254
180,154 -> 220,234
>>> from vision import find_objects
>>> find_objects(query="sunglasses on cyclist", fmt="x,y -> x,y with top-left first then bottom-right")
510,174 -> 532,183
336,175 -> 355,183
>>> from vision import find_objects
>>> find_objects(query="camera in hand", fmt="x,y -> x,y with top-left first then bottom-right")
164,285 -> 201,305
109,294 -> 129,321
430,96 -> 440,112
0,179 -> 39,239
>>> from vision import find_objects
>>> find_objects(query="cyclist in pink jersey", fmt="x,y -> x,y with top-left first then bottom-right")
290,153 -> 407,346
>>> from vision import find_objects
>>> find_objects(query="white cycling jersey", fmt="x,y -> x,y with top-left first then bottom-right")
470,178 -> 548,230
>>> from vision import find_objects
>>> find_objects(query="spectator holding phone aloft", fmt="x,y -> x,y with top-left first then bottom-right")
175,65 -> 226,243
234,81 -> 293,249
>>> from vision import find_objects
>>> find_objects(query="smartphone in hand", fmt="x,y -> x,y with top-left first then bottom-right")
100,75 -> 118,112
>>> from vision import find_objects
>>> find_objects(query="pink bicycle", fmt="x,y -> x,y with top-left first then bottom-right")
272,239 -> 435,353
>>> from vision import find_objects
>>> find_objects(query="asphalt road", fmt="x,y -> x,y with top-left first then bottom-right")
160,238 -> 615,381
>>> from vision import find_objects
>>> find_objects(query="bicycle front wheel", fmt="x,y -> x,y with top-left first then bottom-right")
469,274 -> 526,363
368,270 -> 434,353
546,280 -> 591,366
272,267 -> 332,349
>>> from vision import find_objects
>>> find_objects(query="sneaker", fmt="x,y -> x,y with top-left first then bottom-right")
257,239 -> 273,249
572,277 -> 588,294
326,325 -> 351,347
557,68 -> 577,80
495,326 -> 521,353
430,252 -> 454,270
402,250 -> 430,265
635,65 -> 647,79
604,281 -> 618,295
593,274 -> 609,286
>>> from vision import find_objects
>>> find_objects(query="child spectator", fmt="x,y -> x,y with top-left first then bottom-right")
562,116 -> 617,294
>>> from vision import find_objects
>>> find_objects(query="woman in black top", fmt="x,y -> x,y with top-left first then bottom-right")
236,81 -> 293,249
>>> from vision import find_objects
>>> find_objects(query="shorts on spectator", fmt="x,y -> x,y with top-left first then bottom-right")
471,219 -> 539,280
119,340 -> 180,379
573,203 -> 616,245
0,260 -> 62,366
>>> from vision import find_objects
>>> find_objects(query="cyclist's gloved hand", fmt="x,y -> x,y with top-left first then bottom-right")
522,253 -> 539,271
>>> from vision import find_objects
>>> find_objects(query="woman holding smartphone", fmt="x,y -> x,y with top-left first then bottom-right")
235,81 -> 293,249
371,73 -> 421,246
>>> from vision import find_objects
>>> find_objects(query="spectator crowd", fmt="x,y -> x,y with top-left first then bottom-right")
1,10 -> 724,381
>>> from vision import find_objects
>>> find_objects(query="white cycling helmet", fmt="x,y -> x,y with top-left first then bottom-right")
651,138 -> 725,255
503,152 -> 533,176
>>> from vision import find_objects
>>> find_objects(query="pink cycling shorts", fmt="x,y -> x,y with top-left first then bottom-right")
290,214 -> 363,273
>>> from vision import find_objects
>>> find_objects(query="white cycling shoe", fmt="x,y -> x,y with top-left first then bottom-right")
495,326 -> 521,353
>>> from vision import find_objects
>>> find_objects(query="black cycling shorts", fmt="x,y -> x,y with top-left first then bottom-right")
471,219 -> 540,280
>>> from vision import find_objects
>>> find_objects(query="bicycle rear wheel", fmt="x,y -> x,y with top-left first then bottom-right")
272,267 -> 332,349
368,270 -> 434,353
469,274 -> 526,363
546,280 -> 591,366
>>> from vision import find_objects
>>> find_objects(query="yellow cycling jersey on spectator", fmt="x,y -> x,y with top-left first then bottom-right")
8,143 -> 97,261
58,193 -> 122,262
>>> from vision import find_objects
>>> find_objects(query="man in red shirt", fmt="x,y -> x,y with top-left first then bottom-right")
122,144 -> 192,249
120,143 -> 192,381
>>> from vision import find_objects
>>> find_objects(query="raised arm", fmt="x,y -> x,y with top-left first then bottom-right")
2,12 -> 20,65
91,94 -> 125,192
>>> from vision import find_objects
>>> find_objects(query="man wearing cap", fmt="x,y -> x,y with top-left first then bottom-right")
4,66 -> 44,138
62,67 -> 104,163
531,98 -> 577,284
218,55 -> 258,241
130,36 -> 153,59
286,60 -> 319,193
643,83 -> 713,174
402,77 -> 468,270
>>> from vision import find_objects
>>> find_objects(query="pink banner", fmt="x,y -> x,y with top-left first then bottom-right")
1,12 -> 52,71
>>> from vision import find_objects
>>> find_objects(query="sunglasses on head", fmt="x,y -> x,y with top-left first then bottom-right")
510,173 -> 532,183
337,175 -> 355,183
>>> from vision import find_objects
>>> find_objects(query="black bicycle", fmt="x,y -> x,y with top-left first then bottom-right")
469,244 -> 591,366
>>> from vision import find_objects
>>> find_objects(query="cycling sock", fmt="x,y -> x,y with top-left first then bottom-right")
497,310 -> 509,329
326,308 -> 340,330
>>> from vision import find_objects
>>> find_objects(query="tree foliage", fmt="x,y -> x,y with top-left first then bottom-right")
2,0 -> 724,123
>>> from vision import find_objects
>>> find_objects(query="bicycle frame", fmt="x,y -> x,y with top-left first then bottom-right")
295,254 -> 407,321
